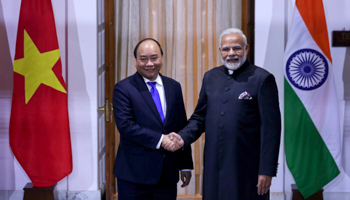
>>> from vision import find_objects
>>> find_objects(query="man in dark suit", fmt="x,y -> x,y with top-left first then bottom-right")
166,28 -> 281,200
112,38 -> 193,200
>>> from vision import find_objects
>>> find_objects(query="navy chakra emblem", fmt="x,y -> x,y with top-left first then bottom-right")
286,48 -> 328,90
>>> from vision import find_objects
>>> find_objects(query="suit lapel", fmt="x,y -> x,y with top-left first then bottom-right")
162,74 -> 173,126
133,72 -> 163,125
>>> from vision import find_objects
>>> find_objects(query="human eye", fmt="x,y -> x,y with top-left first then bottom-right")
140,57 -> 147,61
151,56 -> 158,61
233,46 -> 242,51
222,47 -> 230,52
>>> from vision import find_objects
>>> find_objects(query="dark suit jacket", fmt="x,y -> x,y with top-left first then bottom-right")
179,60 -> 281,200
113,72 -> 193,185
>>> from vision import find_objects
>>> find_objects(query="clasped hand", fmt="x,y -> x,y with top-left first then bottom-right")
161,132 -> 184,152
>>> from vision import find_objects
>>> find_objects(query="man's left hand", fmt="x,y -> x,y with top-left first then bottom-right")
180,171 -> 192,188
257,175 -> 272,195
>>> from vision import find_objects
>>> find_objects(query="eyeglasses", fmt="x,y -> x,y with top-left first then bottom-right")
221,46 -> 244,54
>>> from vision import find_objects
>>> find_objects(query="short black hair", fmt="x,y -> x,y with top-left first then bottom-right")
133,38 -> 163,59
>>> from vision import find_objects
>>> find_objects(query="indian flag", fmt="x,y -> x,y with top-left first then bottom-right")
284,0 -> 341,198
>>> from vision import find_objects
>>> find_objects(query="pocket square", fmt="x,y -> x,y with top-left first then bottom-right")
238,91 -> 252,100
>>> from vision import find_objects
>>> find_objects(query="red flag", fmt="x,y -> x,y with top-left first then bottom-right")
9,0 -> 72,187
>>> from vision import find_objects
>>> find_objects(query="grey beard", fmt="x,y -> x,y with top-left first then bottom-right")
222,53 -> 246,71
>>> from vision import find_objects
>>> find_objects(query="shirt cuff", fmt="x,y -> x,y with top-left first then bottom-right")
156,134 -> 163,149
181,169 -> 191,171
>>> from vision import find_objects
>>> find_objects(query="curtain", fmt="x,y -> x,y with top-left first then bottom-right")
115,0 -> 241,196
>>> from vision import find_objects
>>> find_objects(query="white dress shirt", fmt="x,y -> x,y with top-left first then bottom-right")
143,74 -> 166,149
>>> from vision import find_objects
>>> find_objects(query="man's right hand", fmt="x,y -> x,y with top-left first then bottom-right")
161,132 -> 184,152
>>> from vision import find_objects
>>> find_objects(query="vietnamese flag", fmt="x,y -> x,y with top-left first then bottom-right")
9,0 -> 72,187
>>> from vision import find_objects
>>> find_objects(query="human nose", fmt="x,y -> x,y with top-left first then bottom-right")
228,48 -> 236,56
146,59 -> 154,66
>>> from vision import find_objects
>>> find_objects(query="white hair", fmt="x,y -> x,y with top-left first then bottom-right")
219,28 -> 247,48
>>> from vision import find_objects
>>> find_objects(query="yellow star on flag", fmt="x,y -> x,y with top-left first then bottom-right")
14,30 -> 66,104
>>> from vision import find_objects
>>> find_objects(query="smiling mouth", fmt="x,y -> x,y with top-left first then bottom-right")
144,68 -> 156,72
226,57 -> 239,63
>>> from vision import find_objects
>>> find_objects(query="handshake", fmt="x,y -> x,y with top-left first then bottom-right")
161,132 -> 184,152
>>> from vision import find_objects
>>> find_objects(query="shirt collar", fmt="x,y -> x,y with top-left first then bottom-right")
143,74 -> 163,86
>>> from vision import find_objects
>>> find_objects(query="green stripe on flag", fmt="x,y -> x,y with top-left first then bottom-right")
284,78 -> 340,198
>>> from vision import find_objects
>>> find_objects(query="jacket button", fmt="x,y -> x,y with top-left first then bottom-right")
220,111 -> 225,116
222,99 -> 227,104
225,87 -> 230,92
